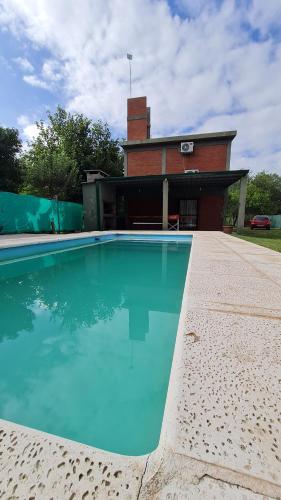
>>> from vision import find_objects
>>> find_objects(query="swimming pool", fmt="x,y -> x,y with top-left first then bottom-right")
0,235 -> 191,455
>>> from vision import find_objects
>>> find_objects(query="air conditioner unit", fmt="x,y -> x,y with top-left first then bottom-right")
181,141 -> 194,154
184,169 -> 199,174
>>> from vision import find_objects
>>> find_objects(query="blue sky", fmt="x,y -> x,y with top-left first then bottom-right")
0,0 -> 281,173
0,30 -> 59,125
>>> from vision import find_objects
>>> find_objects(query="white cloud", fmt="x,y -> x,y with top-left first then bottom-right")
1,0 -> 281,173
23,74 -> 50,89
17,114 -> 39,141
22,59 -> 62,90
17,114 -> 30,127
13,56 -> 34,72
22,123 -> 39,141
199,105 -> 281,173
248,0 -> 281,35
42,59 -> 62,82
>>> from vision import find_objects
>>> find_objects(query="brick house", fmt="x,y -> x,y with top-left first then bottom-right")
83,97 -> 248,231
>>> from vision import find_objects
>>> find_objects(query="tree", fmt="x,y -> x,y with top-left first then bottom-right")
0,127 -> 22,192
90,121 -> 124,177
22,147 -> 79,201
226,171 -> 281,225
48,107 -> 123,177
247,171 -> 281,216
21,107 -> 123,201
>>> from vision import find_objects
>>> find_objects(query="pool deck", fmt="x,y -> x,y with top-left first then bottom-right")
0,231 -> 281,499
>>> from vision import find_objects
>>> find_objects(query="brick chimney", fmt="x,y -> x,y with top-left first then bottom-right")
127,96 -> 150,141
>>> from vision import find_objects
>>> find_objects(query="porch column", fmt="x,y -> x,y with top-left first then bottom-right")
237,174 -> 248,229
162,178 -> 169,230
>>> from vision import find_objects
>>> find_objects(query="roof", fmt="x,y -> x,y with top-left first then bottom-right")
89,169 -> 248,189
84,169 -> 109,176
122,130 -> 237,149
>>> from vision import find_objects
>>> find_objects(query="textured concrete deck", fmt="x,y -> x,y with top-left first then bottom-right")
0,231 -> 280,499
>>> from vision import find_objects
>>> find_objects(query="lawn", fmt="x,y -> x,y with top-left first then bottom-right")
233,228 -> 281,253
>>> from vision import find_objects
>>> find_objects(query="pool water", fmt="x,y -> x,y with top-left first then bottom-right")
0,239 -> 191,455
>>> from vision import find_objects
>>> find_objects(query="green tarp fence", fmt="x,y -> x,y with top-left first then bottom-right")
270,215 -> 281,228
0,191 -> 83,234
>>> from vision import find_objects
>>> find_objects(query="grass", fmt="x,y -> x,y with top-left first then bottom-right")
233,228 -> 281,253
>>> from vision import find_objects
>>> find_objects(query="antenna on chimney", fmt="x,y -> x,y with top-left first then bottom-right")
127,53 -> 133,97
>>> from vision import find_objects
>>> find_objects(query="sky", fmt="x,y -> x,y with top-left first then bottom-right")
0,0 -> 281,174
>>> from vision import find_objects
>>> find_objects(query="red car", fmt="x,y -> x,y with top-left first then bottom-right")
250,215 -> 271,230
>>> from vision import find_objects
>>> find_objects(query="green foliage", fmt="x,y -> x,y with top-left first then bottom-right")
90,120 -> 124,177
22,148 -> 79,201
21,106 -> 123,201
0,127 -> 22,193
225,183 -> 240,225
48,107 -> 124,176
246,172 -> 281,216
226,171 -> 281,225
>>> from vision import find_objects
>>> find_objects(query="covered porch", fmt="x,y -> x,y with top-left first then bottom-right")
83,170 -> 248,232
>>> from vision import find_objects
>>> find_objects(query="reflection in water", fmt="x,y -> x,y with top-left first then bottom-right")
0,240 -> 190,455
129,306 -> 149,342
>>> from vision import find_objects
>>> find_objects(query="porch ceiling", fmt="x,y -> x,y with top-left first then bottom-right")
97,170 -> 248,190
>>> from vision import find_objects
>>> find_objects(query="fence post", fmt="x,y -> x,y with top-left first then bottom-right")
162,178 -> 169,230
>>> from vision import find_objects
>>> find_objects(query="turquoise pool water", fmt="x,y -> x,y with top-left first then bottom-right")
0,238 -> 191,455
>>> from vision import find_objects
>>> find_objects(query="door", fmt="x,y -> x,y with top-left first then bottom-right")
179,199 -> 198,229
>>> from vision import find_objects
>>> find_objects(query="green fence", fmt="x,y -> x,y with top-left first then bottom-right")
0,192 -> 83,234
270,215 -> 281,228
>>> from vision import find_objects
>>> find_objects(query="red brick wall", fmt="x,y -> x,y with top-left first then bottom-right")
166,144 -> 227,173
126,142 -> 228,177
198,195 -> 224,230
127,120 -> 148,141
128,97 -> 147,116
127,97 -> 149,141
127,150 -> 162,176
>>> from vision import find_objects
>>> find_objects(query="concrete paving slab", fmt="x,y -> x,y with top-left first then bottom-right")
187,272 -> 281,314
0,420 -> 147,500
173,476 -> 266,499
246,262 -> 281,284
142,472 -> 266,499
151,232 -> 281,498
173,309 -> 281,484
189,256 -> 263,278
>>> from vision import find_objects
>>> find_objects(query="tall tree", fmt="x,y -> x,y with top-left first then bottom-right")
0,127 -> 22,192
21,107 -> 123,201
22,147 -> 79,201
247,171 -> 281,216
226,171 -> 281,224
